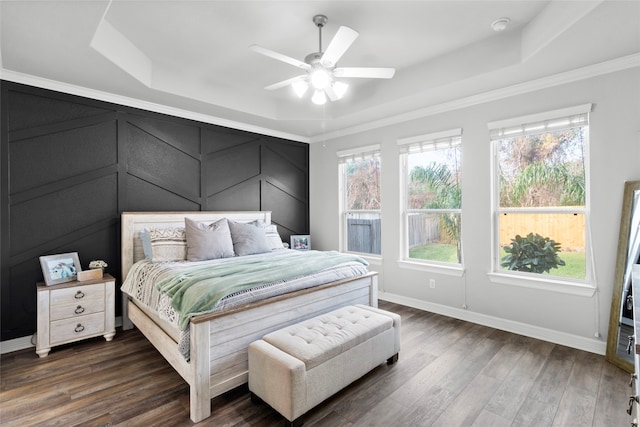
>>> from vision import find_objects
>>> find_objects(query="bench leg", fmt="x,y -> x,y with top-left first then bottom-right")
387,353 -> 399,365
251,392 -> 302,426
285,417 -> 304,427
250,392 -> 264,404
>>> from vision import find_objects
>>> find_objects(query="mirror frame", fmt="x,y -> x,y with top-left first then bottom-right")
605,180 -> 640,372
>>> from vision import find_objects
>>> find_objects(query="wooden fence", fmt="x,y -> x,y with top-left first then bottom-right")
348,212 -> 585,252
347,218 -> 381,254
499,211 -> 585,250
408,214 -> 441,247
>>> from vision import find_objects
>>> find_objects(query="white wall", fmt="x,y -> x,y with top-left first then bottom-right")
309,67 -> 640,353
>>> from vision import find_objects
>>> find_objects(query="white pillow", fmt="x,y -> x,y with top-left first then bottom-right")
263,224 -> 285,250
140,227 -> 187,262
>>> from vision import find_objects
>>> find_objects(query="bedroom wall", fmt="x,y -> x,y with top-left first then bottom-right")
0,81 -> 309,342
309,67 -> 640,353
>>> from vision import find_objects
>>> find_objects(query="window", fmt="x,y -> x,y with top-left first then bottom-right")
399,129 -> 462,265
489,104 -> 591,283
338,145 -> 381,256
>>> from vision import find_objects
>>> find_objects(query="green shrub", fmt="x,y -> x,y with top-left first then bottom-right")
500,232 -> 566,274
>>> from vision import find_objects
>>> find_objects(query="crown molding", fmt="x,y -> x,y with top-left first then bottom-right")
310,53 -> 640,143
2,52 -> 638,146
0,69 -> 310,144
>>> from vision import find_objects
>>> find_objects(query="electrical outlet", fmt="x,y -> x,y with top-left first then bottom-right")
429,279 -> 436,289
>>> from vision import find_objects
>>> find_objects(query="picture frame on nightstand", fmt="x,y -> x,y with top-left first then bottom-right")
39,252 -> 81,286
291,235 -> 311,250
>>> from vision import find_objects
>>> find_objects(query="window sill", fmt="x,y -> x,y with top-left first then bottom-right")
397,260 -> 465,277
487,272 -> 596,296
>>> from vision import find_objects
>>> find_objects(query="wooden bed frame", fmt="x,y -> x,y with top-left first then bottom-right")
120,211 -> 378,422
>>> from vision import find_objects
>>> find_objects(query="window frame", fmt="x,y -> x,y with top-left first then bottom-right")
397,128 -> 464,276
488,104 -> 595,295
337,144 -> 382,258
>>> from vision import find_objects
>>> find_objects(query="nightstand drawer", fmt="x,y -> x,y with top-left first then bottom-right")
50,312 -> 105,345
36,274 -> 115,357
50,283 -> 104,306
50,298 -> 105,321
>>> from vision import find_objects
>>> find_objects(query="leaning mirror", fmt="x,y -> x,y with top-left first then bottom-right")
606,180 -> 640,372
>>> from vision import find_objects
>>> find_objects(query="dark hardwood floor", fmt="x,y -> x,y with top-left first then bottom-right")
0,301 -> 632,426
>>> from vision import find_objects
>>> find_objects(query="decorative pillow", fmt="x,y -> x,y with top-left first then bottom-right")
140,229 -> 152,259
263,224 -> 285,250
185,217 -> 234,261
141,227 -> 187,262
228,220 -> 272,256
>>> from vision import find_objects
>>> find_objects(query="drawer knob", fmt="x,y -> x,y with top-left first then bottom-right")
74,305 -> 85,315
74,290 -> 85,299
74,324 -> 85,333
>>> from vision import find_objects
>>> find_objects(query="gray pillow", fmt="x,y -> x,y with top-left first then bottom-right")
228,220 -> 272,256
185,217 -> 234,261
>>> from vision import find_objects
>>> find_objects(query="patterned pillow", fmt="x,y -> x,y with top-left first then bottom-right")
141,227 -> 187,262
263,224 -> 285,250
185,217 -> 235,261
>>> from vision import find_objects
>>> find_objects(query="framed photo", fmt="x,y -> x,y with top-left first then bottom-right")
39,252 -> 82,286
291,235 -> 311,251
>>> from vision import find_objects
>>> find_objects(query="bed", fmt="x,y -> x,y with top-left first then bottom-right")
120,211 -> 378,422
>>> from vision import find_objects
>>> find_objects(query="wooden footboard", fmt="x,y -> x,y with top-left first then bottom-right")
126,272 -> 378,422
120,211 -> 378,422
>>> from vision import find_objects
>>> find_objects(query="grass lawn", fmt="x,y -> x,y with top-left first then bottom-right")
409,243 -> 586,279
409,243 -> 458,263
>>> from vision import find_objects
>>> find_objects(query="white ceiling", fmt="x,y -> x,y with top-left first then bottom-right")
1,1 -> 639,142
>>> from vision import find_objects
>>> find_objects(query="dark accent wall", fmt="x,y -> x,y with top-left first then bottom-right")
0,81 -> 309,341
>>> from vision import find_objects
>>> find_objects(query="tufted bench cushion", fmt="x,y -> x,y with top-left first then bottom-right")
262,305 -> 394,370
248,304 -> 400,426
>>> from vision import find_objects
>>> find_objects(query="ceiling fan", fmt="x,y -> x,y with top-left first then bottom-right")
250,15 -> 395,105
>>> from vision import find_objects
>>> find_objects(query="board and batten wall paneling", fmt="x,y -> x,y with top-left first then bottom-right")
0,81 -> 309,341
260,139 -> 309,242
2,83 -> 120,340
122,113 -> 202,212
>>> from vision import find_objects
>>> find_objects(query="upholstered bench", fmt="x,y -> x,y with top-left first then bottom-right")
248,304 -> 401,426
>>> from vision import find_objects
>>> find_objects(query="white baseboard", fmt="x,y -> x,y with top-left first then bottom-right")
3,302 -> 606,357
1,316 -> 124,355
0,335 -> 35,355
379,292 -> 606,355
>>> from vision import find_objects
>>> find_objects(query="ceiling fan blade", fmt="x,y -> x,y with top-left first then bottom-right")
264,75 -> 307,91
320,26 -> 359,67
334,67 -> 396,79
249,44 -> 310,70
325,86 -> 339,102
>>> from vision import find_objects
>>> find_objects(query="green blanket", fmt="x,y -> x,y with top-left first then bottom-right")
156,250 -> 368,329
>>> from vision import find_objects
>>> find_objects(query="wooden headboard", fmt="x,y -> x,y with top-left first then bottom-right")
120,211 -> 272,281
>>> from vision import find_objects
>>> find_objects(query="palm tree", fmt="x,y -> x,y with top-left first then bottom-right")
410,163 -> 462,262
504,161 -> 585,208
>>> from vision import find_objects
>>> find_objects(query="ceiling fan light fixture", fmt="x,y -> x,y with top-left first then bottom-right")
332,81 -> 348,99
311,90 -> 327,105
252,14 -> 395,105
292,80 -> 309,98
310,68 -> 331,90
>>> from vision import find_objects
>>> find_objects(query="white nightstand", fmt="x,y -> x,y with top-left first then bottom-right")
36,273 -> 116,357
